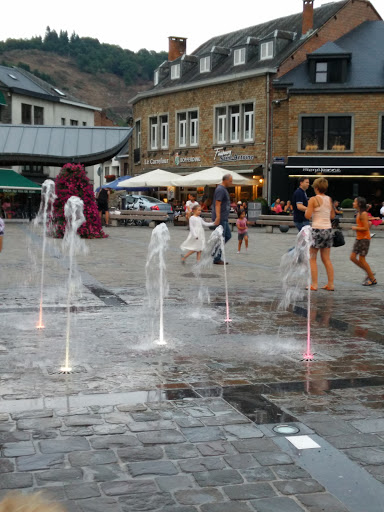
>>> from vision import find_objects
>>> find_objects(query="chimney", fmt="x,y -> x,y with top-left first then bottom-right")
168,36 -> 187,62
302,0 -> 314,35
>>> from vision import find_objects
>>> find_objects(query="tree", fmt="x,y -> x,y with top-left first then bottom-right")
53,163 -> 106,239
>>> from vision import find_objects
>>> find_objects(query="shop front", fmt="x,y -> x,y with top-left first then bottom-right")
272,156 -> 384,214
0,169 -> 41,220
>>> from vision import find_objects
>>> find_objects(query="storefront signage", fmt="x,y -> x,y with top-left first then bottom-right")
143,157 -> 169,166
303,167 -> 342,174
175,152 -> 201,166
214,148 -> 254,162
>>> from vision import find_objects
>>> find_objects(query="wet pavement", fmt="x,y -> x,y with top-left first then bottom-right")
1,223 -> 384,511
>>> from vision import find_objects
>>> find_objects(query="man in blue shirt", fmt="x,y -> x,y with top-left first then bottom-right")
212,174 -> 233,264
292,177 -> 310,231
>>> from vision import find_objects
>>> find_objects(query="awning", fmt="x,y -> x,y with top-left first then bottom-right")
0,91 -> 6,106
286,156 -> 384,177
0,169 -> 41,193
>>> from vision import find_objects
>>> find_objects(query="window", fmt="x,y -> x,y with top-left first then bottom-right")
217,107 -> 227,144
154,70 -> 159,86
135,120 -> 141,149
300,115 -> 352,151
215,103 -> 255,144
190,111 -> 198,146
230,106 -> 240,143
149,117 -> 158,150
260,41 -> 274,60
104,166 -> 110,176
380,116 -> 384,151
178,113 -> 187,147
70,120 -> 78,126
200,56 -> 211,73
234,48 -> 246,66
160,115 -> 169,149
82,121 -> 87,126
21,103 -> 32,124
243,104 -> 254,142
315,62 -> 328,83
61,118 -> 66,126
33,106 -> 44,125
171,64 -> 180,80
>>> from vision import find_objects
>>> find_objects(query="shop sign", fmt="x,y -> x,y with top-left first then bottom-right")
214,148 -> 254,162
175,152 -> 201,166
303,167 -> 342,174
143,157 -> 169,166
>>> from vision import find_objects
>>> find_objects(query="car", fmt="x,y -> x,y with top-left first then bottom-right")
122,195 -> 173,217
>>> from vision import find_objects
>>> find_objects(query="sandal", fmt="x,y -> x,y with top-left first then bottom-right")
306,286 -> 317,291
363,278 -> 377,286
321,285 -> 335,291
180,256 -> 185,265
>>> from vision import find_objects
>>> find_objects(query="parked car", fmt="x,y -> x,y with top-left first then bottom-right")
122,195 -> 173,217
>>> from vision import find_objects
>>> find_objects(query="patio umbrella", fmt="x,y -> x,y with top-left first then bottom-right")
171,167 -> 254,186
118,169 -> 177,187
101,175 -> 151,192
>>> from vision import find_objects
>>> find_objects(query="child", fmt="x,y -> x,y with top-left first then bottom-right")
236,210 -> 249,253
181,204 -> 214,262
350,197 -> 377,286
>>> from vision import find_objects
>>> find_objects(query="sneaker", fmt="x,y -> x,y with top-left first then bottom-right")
371,233 -> 376,238
237,251 -> 240,254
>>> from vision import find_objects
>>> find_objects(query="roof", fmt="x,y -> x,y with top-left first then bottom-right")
132,0 -> 348,102
309,41 -> 351,56
275,20 -> 384,91
0,66 -> 99,110
0,125 -> 132,167
0,169 -> 41,192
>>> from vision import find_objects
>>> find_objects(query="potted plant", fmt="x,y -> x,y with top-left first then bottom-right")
340,198 -> 355,219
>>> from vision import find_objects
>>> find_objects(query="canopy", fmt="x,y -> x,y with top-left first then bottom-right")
171,167 -> 254,186
119,169 -> 178,187
0,169 -> 41,193
101,175 -> 150,191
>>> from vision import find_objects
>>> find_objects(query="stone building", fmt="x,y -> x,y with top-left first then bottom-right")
129,0 -> 381,204
272,17 -> 384,211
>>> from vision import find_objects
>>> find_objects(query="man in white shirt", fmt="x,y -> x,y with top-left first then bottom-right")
380,202 -> 384,217
185,193 -> 199,218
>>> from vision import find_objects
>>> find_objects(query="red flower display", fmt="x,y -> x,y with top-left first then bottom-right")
53,163 -> 107,239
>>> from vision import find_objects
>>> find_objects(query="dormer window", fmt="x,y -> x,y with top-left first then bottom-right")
154,70 -> 159,86
234,48 -> 246,66
260,41 -> 274,60
315,62 -> 327,83
200,56 -> 211,73
312,59 -> 345,83
171,64 -> 180,80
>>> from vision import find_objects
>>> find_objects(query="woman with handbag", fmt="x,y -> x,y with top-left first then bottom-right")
350,197 -> 377,286
305,177 -> 335,291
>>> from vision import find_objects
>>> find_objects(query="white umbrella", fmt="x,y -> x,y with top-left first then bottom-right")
172,167 -> 254,186
118,168 -> 177,187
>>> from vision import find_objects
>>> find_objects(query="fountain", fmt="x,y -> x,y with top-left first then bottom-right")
61,196 -> 88,372
279,225 -> 313,360
33,179 -> 56,329
194,225 -> 231,322
145,223 -> 170,346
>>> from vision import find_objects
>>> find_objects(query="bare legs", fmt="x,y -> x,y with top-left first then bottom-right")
350,252 -> 375,282
181,250 -> 201,262
99,210 -> 109,226
237,235 -> 248,253
309,247 -> 334,290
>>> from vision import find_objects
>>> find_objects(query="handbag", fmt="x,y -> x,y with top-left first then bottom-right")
333,228 -> 345,247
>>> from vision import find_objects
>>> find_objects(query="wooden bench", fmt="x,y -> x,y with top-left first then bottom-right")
255,214 -> 295,232
109,210 -> 169,227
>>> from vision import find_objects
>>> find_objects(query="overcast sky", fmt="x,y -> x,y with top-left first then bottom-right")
2,0 -> 383,53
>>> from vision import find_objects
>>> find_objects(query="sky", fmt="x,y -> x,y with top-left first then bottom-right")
2,0 -> 383,54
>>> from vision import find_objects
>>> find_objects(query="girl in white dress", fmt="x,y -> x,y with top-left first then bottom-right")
181,205 -> 215,263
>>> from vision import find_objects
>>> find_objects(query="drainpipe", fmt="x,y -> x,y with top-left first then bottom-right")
265,73 -> 270,204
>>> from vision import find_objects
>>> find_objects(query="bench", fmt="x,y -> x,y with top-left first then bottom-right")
254,214 -> 295,232
109,210 -> 169,227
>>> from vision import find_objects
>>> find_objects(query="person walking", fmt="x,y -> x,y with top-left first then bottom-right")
180,204 -> 214,263
185,193 -> 199,219
350,197 -> 377,286
0,215 -> 4,252
292,177 -> 310,231
305,177 -> 335,291
236,210 -> 249,253
212,174 -> 233,265
96,187 -> 110,226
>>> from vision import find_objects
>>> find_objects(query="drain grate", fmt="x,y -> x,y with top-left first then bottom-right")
45,366 -> 88,375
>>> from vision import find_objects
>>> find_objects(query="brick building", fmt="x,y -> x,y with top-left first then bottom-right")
273,16 -> 384,212
130,0 -> 381,204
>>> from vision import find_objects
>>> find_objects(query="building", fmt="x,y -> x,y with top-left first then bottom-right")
272,18 -> 384,212
129,0 -> 381,204
0,64 -> 100,183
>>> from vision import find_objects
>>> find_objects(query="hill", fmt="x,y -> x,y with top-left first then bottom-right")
0,30 -> 167,124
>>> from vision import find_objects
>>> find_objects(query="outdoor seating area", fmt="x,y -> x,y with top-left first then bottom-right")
109,209 -> 169,227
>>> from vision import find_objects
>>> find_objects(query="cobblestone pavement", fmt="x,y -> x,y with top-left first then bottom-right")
1,223 -> 384,511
